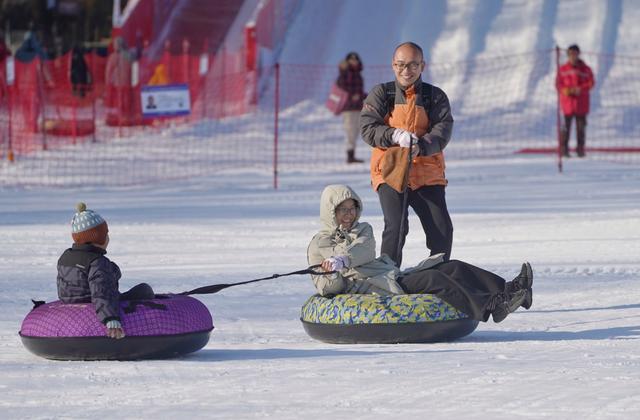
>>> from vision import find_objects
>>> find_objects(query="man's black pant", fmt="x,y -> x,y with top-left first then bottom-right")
397,260 -> 506,322
562,114 -> 587,156
378,183 -> 453,267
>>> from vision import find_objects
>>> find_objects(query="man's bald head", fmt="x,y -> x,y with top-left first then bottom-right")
392,42 -> 425,87
393,42 -> 424,61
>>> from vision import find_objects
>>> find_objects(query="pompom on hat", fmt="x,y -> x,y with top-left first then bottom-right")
71,202 -> 108,245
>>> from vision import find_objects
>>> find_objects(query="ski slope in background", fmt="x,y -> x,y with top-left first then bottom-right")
276,0 -> 640,162
278,0 -> 635,122
280,0 -> 630,66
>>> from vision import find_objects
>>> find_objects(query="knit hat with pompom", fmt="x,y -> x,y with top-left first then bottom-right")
71,202 -> 108,245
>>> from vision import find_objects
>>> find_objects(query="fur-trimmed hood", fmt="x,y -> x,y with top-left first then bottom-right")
319,184 -> 363,231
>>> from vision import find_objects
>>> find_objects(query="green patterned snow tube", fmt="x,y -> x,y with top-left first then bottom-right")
301,294 -> 478,344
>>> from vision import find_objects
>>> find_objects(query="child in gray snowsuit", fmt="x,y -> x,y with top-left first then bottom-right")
56,203 -> 155,339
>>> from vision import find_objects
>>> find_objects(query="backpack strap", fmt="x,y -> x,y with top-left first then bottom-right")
384,81 -> 434,117
384,81 -> 396,115
421,82 -> 433,112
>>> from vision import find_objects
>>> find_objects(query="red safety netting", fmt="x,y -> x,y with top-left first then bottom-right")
275,50 -> 640,173
1,48 -> 639,187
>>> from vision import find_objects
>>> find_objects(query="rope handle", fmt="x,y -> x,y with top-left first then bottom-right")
179,264 -> 336,296
283,264 -> 336,277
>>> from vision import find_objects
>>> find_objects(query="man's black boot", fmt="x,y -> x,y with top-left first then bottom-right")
491,289 -> 528,323
506,262 -> 533,309
347,150 -> 363,164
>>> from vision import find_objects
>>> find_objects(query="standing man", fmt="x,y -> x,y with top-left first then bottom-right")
360,42 -> 454,267
556,44 -> 595,158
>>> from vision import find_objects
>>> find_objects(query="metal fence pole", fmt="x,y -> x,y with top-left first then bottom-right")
273,62 -> 280,190
555,46 -> 563,173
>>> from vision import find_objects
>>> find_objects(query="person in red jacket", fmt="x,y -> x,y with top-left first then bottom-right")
556,44 -> 595,157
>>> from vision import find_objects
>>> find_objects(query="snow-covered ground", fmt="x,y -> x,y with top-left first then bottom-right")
1,0 -> 639,417
2,155 -> 640,419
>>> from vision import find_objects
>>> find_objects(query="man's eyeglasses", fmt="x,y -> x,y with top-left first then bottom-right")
393,61 -> 422,72
336,206 -> 358,215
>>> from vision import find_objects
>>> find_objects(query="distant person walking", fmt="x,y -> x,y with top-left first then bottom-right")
336,52 -> 366,163
0,30 -> 11,99
556,44 -> 595,157
0,30 -> 10,62
360,42 -> 454,267
106,37 -> 133,115
70,45 -> 91,97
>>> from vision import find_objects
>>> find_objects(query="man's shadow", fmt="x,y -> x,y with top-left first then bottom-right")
181,303 -> 640,359
189,347 -> 469,362
470,325 -> 640,343
527,303 -> 640,314
470,303 -> 640,342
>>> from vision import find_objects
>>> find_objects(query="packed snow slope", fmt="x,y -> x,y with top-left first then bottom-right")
1,156 -> 640,419
281,0 -> 630,65
276,0 -> 640,156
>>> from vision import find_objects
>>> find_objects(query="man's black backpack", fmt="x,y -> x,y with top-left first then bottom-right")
383,81 -> 435,122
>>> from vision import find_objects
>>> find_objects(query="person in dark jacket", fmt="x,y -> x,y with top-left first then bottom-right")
337,52 -> 366,163
14,24 -> 48,62
0,30 -> 10,61
0,30 -> 10,100
57,203 -> 155,339
70,45 -> 91,97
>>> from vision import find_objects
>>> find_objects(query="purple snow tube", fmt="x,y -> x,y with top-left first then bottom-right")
19,294 -> 213,360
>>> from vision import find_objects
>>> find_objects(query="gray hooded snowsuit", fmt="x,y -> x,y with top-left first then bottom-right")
307,184 -> 444,296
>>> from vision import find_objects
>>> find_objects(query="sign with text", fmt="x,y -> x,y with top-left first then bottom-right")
141,84 -> 191,118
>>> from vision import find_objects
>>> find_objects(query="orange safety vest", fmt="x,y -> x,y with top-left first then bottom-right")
370,84 -> 446,190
